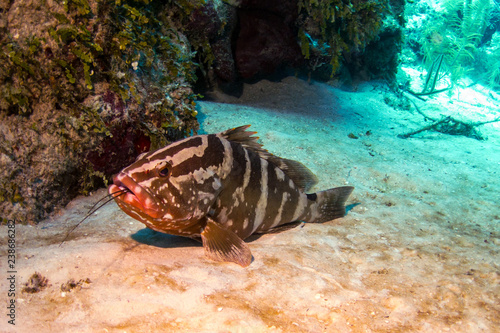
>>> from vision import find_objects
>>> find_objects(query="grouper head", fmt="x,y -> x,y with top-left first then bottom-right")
108,134 -> 226,235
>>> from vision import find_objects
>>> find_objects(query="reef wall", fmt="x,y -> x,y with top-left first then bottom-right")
0,0 -> 201,223
192,0 -> 405,87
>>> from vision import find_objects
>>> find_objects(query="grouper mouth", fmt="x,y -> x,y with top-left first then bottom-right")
108,173 -> 163,219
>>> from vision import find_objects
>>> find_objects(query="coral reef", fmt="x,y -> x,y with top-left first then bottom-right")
296,0 -> 405,83
297,0 -> 385,73
182,0 -> 239,86
403,0 -> 500,91
0,0 -> 202,223
421,0 -> 492,85
192,0 -> 404,88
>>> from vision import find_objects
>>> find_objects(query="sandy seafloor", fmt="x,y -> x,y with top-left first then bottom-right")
1,76 -> 499,332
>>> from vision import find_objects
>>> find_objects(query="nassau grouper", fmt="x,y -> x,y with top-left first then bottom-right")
109,125 -> 354,267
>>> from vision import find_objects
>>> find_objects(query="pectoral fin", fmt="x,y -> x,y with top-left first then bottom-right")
201,218 -> 253,267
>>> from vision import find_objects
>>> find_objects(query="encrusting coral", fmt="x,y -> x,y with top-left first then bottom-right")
297,0 -> 388,76
0,0 -> 203,223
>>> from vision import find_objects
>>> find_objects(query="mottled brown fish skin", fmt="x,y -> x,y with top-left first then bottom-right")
212,138 -> 309,239
109,125 -> 353,266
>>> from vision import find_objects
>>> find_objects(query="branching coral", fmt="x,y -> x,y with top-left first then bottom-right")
420,0 -> 492,87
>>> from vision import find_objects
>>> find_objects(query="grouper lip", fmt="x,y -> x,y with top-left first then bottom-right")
109,173 -> 162,219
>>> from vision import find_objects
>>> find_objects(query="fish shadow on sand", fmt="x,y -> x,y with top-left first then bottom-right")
130,203 -> 360,250
130,228 -> 200,249
131,227 -> 264,248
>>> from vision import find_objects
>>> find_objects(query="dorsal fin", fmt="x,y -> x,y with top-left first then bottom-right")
220,125 -> 318,191
220,125 -> 264,151
269,156 -> 318,192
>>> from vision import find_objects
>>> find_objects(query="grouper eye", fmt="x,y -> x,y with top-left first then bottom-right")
156,161 -> 171,177
158,166 -> 169,177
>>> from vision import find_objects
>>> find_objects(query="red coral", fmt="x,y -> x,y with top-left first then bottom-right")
85,128 -> 150,176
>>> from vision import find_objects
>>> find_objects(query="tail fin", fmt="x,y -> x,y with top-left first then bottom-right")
308,186 -> 354,223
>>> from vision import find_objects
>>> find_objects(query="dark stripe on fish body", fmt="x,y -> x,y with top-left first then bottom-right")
243,148 -> 264,234
156,136 -> 204,162
248,150 -> 265,199
260,160 -> 279,229
211,140 -> 248,232
170,134 -> 224,177
229,141 -> 247,191
218,145 -> 263,238
258,163 -> 300,231
123,135 -> 206,181
205,135 -> 227,168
